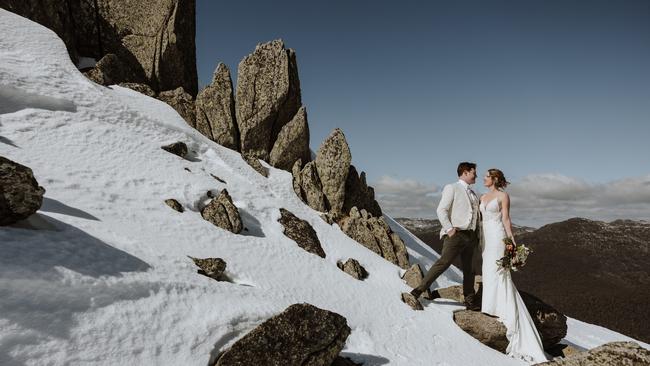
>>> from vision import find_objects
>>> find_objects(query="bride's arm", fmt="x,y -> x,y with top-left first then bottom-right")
501,192 -> 516,244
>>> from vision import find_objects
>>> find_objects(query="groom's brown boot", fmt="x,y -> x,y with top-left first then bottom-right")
410,288 -> 423,299
464,294 -> 481,311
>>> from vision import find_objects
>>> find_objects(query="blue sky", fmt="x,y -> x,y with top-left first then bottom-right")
196,0 -> 650,225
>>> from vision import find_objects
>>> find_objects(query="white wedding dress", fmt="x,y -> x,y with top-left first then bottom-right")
480,197 -> 548,364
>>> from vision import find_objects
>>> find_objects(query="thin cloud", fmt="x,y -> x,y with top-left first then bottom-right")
372,173 -> 650,227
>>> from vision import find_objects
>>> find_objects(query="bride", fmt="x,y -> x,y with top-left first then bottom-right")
479,169 -> 548,363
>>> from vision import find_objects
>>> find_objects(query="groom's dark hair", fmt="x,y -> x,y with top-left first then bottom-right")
457,162 -> 476,176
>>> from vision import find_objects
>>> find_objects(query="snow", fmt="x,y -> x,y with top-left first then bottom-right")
0,9 -> 648,366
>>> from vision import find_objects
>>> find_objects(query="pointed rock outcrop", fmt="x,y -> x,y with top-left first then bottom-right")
338,207 -> 410,269
201,189 -> 243,234
300,161 -> 327,212
158,87 -> 196,127
235,39 -> 301,161
270,106 -> 310,171
214,303 -> 350,366
0,157 -> 45,225
195,63 -> 239,149
278,208 -> 326,258
315,128 -> 351,215
343,165 -> 382,217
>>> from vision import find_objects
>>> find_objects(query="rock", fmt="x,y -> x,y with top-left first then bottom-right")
269,106 -> 310,171
401,292 -> 423,311
437,286 -> 465,302
84,53 -> 137,86
278,208 -> 326,258
0,156 -> 46,225
97,0 -> 198,95
453,310 -> 509,353
291,159 -> 304,198
235,39 -> 301,161
369,217 -> 397,265
338,209 -> 382,256
338,207 -> 410,268
299,161 -> 326,212
401,264 -> 432,299
118,82 -> 156,97
391,232 -> 410,269
320,213 -> 335,225
195,63 -> 239,149
214,303 -> 350,366
201,189 -> 243,234
443,286 -> 567,349
337,259 -> 368,280
164,199 -> 183,212
210,173 -> 226,184
188,256 -> 227,280
158,87 -> 196,127
242,153 -> 269,177
5,0 -> 198,95
519,291 -> 567,349
315,128 -> 351,215
161,141 -> 188,158
539,341 -> 650,365
343,165 -> 382,217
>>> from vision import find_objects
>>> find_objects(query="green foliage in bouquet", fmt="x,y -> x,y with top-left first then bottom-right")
496,237 -> 532,271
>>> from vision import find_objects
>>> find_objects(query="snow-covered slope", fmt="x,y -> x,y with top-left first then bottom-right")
1,9 -> 647,366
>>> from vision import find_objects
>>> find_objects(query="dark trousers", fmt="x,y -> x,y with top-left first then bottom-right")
416,229 -> 479,303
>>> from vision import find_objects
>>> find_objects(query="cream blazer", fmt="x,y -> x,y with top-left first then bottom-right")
436,181 -> 477,238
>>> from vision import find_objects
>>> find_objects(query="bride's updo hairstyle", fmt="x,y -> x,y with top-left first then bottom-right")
488,169 -> 510,189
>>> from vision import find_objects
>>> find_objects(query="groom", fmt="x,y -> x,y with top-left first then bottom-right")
411,162 -> 481,311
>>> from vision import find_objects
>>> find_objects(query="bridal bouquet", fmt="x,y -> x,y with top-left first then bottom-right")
496,238 -> 532,271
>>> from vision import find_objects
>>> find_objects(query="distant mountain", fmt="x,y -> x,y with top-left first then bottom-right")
395,217 -> 650,343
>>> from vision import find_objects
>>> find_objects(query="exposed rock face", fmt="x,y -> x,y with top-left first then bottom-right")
338,209 -> 382,256
201,189 -> 243,234
401,293 -> 423,311
343,165 -> 382,217
337,259 -> 368,280
314,128 -> 351,215
278,208 -> 326,258
441,285 -> 566,349
269,106 -> 310,171
118,82 -> 156,97
235,39 -> 301,161
161,141 -> 188,158
83,53 -> 138,86
2,0 -> 198,96
164,198 -> 183,212
214,303 -> 350,366
188,256 -> 227,280
401,264 -> 432,299
453,310 -> 509,352
298,161 -> 327,212
538,341 -> 650,366
158,87 -> 196,127
195,63 -> 238,149
520,291 -> 567,349
0,157 -> 45,225
242,153 -> 269,177
338,207 -> 410,269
